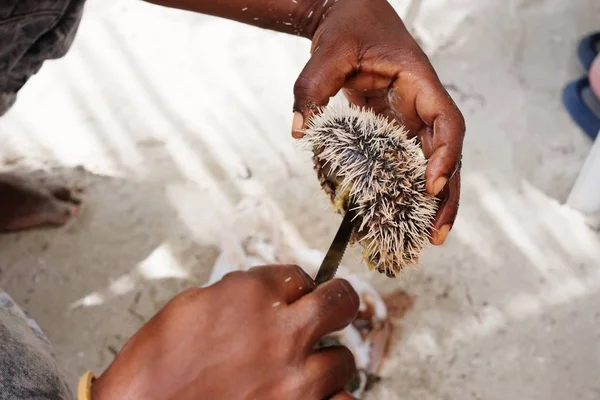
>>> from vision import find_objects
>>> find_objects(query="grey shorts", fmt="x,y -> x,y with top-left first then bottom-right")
0,291 -> 73,400
0,0 -> 86,116
0,4 -> 86,399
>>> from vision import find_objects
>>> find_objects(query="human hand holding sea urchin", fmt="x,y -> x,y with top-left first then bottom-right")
301,103 -> 439,278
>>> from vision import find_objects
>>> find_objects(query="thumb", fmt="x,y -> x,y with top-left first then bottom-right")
292,46 -> 354,137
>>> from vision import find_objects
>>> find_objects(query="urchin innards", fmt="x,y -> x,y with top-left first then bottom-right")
301,103 -> 439,277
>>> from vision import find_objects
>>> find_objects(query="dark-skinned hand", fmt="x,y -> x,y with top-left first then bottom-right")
149,0 -> 465,244
291,0 -> 465,245
91,265 -> 359,400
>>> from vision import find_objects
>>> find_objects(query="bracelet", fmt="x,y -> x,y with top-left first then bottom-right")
77,371 -> 96,400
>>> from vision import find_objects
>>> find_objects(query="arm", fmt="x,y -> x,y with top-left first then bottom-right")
147,0 -> 465,245
145,0 -> 323,38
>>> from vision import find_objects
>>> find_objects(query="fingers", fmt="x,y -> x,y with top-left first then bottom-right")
304,346 -> 357,399
219,265 -> 315,307
388,68 -> 465,198
419,125 -> 460,245
414,84 -> 465,197
388,73 -> 428,134
329,391 -> 358,400
291,279 -> 359,348
292,45 -> 355,137
389,73 -> 463,246
430,170 -> 461,245
248,264 -> 316,304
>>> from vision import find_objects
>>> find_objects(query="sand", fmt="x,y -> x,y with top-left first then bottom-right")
0,0 -> 599,398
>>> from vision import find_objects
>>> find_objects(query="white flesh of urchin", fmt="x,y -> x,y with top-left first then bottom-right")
301,103 -> 439,277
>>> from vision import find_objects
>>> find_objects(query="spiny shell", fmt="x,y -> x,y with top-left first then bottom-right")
302,103 -> 438,277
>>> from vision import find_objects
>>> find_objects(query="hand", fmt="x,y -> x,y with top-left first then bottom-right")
291,0 -> 465,245
91,265 -> 360,400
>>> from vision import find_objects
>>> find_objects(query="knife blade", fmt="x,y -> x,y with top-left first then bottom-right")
314,204 -> 357,285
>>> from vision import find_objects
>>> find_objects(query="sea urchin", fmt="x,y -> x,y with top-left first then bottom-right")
301,103 -> 439,277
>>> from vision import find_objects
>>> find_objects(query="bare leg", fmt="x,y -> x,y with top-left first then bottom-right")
0,173 -> 80,232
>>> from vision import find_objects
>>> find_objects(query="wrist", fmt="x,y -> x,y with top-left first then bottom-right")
297,0 -> 383,40
89,369 -> 137,400
294,0 -> 332,39
89,373 -> 110,400
78,371 -> 126,400
245,0 -> 333,40
148,0 -> 329,40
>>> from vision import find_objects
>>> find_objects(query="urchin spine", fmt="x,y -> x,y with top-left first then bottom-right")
301,103 -> 438,277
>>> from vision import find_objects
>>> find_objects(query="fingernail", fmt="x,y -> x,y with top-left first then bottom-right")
292,112 -> 304,139
433,224 -> 451,245
432,177 -> 448,196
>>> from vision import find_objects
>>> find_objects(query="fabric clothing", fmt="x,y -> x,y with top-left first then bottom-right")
0,291 -> 73,400
0,1 -> 86,398
0,0 -> 86,115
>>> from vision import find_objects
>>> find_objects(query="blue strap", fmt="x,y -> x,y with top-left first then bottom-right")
578,32 -> 600,71
562,76 -> 600,140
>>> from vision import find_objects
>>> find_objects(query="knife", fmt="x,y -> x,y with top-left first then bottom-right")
314,204 -> 357,285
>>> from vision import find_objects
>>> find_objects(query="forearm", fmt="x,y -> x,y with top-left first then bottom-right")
144,0 -> 326,39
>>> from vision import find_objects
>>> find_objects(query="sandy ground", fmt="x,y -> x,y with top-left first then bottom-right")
1,0 -> 600,398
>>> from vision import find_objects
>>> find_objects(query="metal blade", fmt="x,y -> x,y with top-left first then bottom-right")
314,206 -> 357,285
